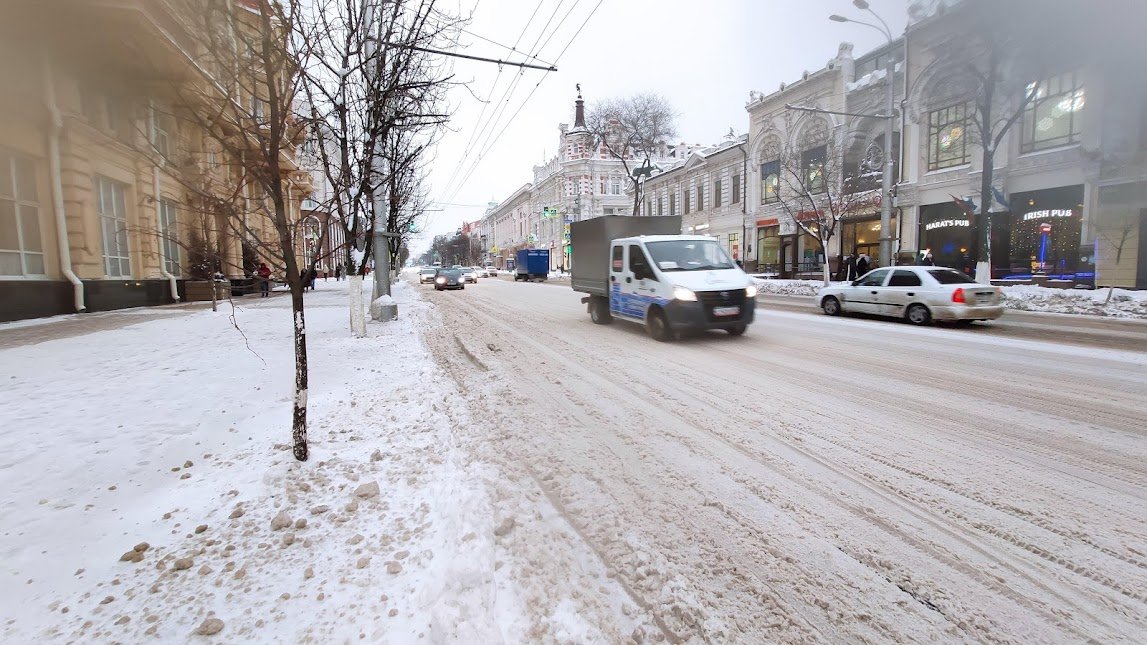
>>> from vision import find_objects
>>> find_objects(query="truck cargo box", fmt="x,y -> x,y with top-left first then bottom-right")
570,216 -> 682,296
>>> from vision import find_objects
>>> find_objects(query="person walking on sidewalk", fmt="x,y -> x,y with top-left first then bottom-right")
257,262 -> 272,297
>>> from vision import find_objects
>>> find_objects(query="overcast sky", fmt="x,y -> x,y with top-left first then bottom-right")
411,0 -> 909,256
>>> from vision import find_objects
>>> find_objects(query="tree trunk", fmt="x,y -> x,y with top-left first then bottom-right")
290,286 -> 309,461
630,180 -> 641,217
975,143 -> 994,284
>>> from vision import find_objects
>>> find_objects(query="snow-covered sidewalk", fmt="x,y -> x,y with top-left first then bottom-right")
750,276 -> 1147,318
0,281 -> 523,642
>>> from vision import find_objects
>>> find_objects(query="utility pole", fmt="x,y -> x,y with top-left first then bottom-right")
831,0 -> 897,267
366,1 -> 397,321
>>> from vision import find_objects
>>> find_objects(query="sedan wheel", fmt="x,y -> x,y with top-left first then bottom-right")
822,296 -> 841,316
906,304 -> 932,326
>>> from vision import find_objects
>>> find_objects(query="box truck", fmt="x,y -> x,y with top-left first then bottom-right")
514,248 -> 550,281
570,216 -> 756,341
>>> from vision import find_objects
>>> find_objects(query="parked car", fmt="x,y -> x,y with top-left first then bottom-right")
463,267 -> 480,283
418,267 -> 437,284
818,266 -> 1004,325
434,268 -> 465,291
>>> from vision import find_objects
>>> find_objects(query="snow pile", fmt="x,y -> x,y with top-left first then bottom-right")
0,282 -> 525,642
750,277 -> 826,297
845,62 -> 903,92
999,285 -> 1147,318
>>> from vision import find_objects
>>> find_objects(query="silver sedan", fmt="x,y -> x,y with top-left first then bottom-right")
817,266 -> 1004,325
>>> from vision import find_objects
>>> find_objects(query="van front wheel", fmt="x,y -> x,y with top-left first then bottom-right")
647,308 -> 672,342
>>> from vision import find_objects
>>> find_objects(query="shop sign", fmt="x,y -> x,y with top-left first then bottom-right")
756,217 -> 779,227
779,218 -> 798,235
1021,209 -> 1073,222
842,191 -> 882,217
924,218 -> 970,231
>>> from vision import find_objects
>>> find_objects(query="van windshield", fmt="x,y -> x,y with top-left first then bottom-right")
645,240 -> 735,272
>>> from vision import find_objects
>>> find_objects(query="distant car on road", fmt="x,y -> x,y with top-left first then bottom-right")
418,267 -> 437,284
434,268 -> 465,291
818,266 -> 1004,325
463,267 -> 480,283
484,265 -> 498,277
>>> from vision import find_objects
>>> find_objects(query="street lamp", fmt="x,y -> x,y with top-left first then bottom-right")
830,1 -> 897,268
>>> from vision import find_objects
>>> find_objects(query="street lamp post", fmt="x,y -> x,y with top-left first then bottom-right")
831,0 -> 896,268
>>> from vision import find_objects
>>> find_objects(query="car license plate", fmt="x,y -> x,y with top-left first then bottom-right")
713,306 -> 740,317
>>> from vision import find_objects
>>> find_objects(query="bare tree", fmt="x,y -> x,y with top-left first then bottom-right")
147,0 -> 317,461
586,93 -> 677,216
775,118 -> 881,286
296,0 -> 457,328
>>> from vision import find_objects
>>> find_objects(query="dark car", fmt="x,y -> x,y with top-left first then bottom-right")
434,268 -> 465,291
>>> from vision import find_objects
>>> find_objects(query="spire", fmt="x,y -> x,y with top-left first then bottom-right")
573,83 -> 586,130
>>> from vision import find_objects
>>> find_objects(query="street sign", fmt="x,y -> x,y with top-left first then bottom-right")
542,206 -> 559,218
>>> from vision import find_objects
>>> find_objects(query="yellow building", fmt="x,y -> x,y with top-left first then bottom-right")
0,0 -> 312,322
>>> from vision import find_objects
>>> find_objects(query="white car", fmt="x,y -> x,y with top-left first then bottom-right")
817,266 -> 1004,325
463,267 -> 480,283
417,267 -> 438,284
484,265 -> 498,277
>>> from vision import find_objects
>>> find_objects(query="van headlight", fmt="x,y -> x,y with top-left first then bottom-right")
745,285 -> 758,298
673,286 -> 697,301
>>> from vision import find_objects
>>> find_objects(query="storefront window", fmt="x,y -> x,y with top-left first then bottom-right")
1006,186 -> 1084,278
756,226 -> 780,272
1021,71 -> 1084,153
841,216 -> 897,260
919,203 -> 974,272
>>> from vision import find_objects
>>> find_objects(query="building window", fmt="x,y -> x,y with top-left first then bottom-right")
1021,71 -> 1085,153
928,103 -> 969,170
610,177 -> 622,195
728,232 -> 740,260
732,174 -> 741,203
670,193 -> 676,216
158,200 -> 181,276
658,196 -> 664,216
696,184 -> 704,211
152,105 -> 171,161
0,150 -> 44,276
714,179 -> 722,208
802,146 -> 826,193
96,176 -> 131,277
684,189 -> 691,214
760,160 -> 780,203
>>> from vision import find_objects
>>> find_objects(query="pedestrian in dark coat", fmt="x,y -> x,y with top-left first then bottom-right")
855,252 -> 870,276
921,252 -> 935,266
257,262 -> 272,297
839,253 -> 858,281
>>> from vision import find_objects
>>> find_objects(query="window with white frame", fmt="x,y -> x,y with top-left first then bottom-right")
669,193 -> 676,216
158,199 -> 181,276
684,189 -> 691,214
732,173 -> 741,203
696,182 -> 704,211
96,176 -> 131,277
151,104 -> 171,161
714,179 -> 722,208
1021,70 -> 1085,153
0,150 -> 45,276
611,177 -> 622,195
760,160 -> 780,203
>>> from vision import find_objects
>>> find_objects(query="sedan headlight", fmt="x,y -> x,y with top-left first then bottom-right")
673,286 -> 697,301
435,277 -> 446,284
745,285 -> 758,298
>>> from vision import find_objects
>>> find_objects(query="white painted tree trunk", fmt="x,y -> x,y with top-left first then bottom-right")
348,275 -> 367,337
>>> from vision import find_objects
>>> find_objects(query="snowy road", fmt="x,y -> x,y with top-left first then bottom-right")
423,276 -> 1147,642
